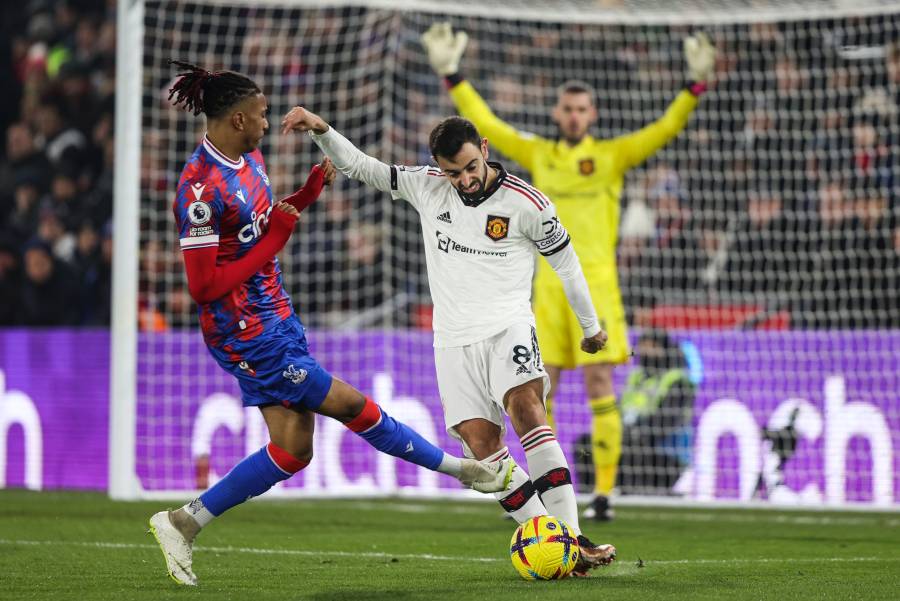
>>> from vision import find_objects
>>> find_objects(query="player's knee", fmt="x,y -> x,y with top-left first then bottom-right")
454,420 -> 503,460
266,441 -> 311,473
286,441 -> 313,464
320,380 -> 369,423
505,387 -> 546,428
344,395 -> 381,432
585,365 -> 614,397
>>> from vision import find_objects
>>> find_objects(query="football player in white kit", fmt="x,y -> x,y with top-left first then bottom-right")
281,107 -> 616,576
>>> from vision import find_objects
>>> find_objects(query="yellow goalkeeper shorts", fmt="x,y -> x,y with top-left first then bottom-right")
534,277 -> 629,369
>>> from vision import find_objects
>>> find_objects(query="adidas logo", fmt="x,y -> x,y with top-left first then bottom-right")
516,364 -> 531,375
437,211 -> 452,223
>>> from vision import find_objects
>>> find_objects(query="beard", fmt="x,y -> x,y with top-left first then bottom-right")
457,162 -> 488,200
559,125 -> 587,146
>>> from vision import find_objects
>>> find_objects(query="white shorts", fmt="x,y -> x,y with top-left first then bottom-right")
434,322 -> 550,456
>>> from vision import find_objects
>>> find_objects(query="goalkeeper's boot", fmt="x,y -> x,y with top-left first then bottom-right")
571,534 -> 616,576
459,457 -> 515,493
582,495 -> 615,521
148,510 -> 197,586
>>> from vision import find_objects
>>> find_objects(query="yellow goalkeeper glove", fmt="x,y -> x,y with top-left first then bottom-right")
421,22 -> 469,76
684,32 -> 716,82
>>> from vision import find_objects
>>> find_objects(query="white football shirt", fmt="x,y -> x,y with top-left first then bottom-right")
311,127 -> 598,348
389,164 -> 570,346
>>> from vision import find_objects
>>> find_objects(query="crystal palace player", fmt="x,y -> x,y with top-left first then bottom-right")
148,62 -> 513,586
281,107 -> 617,576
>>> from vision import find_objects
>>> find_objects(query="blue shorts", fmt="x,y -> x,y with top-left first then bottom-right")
207,317 -> 333,410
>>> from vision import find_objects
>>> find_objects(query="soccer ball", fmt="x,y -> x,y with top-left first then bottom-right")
509,515 -> 579,580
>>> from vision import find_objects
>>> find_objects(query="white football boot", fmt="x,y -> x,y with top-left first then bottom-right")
148,511 -> 197,586
459,457 -> 515,493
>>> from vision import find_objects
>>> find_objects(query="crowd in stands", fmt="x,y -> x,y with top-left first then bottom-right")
1,3 -> 897,329
1,0 -> 114,326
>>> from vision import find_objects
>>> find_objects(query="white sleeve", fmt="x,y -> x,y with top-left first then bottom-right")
544,245 -> 601,338
309,128 -> 392,193
526,203 -> 601,338
309,128 -> 431,208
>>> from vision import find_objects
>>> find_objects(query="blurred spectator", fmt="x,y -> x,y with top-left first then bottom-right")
18,238 -> 79,326
622,166 -> 700,324
36,205 -> 76,262
0,122 -> 50,218
6,177 -> 43,247
1,1 -> 112,327
0,236 -> 22,325
795,179 -> 870,328
723,188 -> 795,298
71,220 -> 110,325
34,99 -> 88,171
345,222 -> 387,314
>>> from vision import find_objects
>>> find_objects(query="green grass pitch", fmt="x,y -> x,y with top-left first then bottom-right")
1,489 -> 898,600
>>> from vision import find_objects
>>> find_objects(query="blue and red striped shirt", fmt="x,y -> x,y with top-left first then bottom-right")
173,136 -> 294,349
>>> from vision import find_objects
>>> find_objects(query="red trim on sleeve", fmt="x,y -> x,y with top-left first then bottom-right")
345,396 -> 382,433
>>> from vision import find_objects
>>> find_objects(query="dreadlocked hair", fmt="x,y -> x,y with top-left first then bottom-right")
168,60 -> 261,119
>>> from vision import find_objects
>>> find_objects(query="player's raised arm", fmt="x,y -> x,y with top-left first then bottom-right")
611,32 -> 716,171
421,22 -> 540,172
281,106 -> 395,195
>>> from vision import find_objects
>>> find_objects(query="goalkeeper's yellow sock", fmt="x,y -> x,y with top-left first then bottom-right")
589,395 -> 621,497
544,395 -> 556,432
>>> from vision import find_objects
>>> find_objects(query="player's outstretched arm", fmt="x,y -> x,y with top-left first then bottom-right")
421,22 -> 539,172
281,106 -> 395,194
182,203 -> 298,304
612,32 -> 717,171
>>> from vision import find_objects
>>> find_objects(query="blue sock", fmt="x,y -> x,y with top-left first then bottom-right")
199,444 -> 300,516
347,399 -> 444,471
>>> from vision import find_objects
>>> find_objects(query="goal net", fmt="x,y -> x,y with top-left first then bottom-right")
112,0 -> 900,507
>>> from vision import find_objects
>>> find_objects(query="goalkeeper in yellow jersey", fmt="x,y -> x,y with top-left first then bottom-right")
422,23 -> 715,520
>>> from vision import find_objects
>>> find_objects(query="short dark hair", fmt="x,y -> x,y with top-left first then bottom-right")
557,80 -> 596,105
429,117 -> 481,160
168,60 -> 261,119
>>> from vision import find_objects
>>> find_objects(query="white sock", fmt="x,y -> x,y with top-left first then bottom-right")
181,498 -> 215,528
485,447 -> 547,523
436,452 -> 462,477
521,426 -> 581,536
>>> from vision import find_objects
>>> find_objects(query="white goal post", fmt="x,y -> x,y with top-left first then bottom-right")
112,0 -> 900,508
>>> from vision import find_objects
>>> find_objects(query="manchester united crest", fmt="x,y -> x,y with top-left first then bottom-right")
485,215 -> 510,241
578,158 -> 595,176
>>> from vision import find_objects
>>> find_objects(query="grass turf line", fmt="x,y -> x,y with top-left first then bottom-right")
0,490 -> 897,601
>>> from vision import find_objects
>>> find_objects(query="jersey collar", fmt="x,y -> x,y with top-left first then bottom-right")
203,134 -> 246,170
456,161 -> 507,208
556,135 -> 593,151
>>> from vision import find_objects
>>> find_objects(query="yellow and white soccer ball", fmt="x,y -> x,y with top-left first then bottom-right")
509,515 -> 579,580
